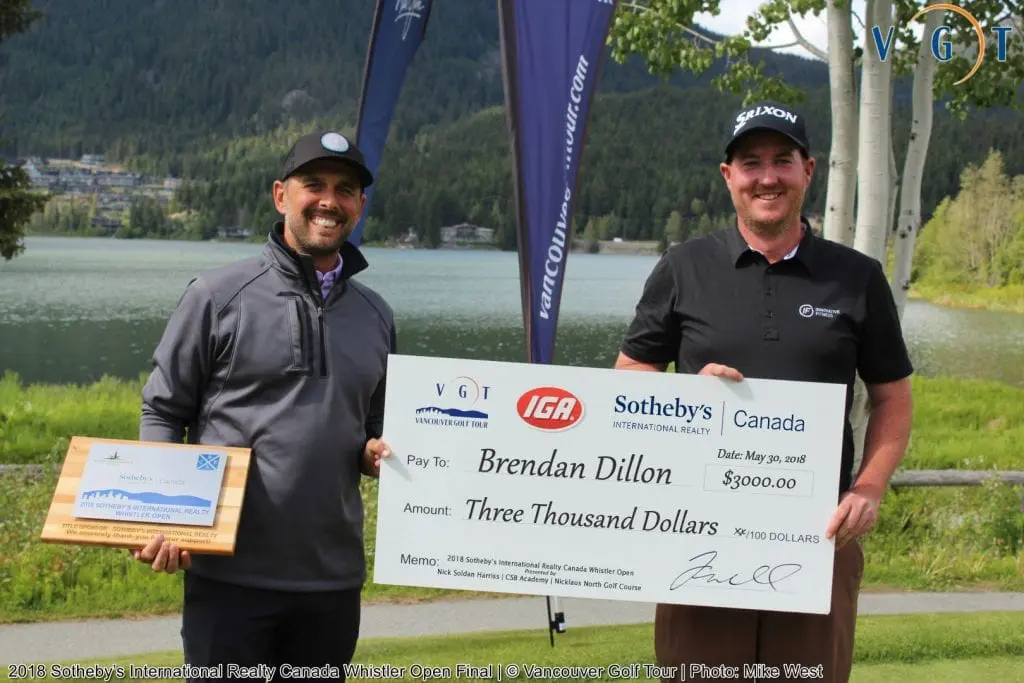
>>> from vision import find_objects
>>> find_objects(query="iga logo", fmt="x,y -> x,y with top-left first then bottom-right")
517,387 -> 584,431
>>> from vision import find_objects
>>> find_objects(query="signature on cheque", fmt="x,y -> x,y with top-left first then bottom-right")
668,550 -> 803,591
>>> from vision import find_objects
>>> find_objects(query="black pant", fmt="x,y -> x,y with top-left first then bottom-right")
181,572 -> 361,683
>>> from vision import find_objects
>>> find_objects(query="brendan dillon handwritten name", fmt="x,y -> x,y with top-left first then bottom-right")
464,497 -> 719,535
477,448 -> 672,484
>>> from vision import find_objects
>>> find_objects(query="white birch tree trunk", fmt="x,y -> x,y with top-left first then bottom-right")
884,1 -> 901,253
851,0 -> 894,475
853,0 -> 895,264
891,6 -> 944,319
823,0 -> 858,246
886,66 -> 899,257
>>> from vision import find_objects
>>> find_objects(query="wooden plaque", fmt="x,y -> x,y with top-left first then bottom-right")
40,436 -> 251,556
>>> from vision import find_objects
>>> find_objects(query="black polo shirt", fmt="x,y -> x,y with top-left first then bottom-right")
620,221 -> 913,494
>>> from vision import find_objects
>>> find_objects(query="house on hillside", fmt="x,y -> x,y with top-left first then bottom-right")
96,172 -> 140,188
217,226 -> 254,240
440,223 -> 494,246
91,216 -> 122,235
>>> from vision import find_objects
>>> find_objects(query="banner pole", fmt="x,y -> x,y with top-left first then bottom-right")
496,0 -> 618,647
350,0 -> 433,246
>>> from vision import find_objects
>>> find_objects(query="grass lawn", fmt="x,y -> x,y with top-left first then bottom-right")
2,613 -> 1021,682
1,372 -> 1022,622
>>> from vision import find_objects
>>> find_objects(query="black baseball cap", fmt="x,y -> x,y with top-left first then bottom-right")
725,101 -> 809,160
279,131 -> 374,188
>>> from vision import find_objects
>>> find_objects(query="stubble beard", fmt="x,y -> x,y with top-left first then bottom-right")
286,210 -> 350,257
741,187 -> 804,239
744,214 -> 790,239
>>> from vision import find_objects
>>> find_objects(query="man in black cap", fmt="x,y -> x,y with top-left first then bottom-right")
275,130 -> 376,270
133,130 -> 396,681
615,103 -> 913,682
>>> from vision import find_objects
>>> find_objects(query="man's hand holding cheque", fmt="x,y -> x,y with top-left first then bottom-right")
362,438 -> 392,478
694,361 -> 892,552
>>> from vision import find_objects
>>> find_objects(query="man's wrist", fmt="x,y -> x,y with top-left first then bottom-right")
849,480 -> 886,502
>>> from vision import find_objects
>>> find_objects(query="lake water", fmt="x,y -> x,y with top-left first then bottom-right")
2,236 -> 1023,388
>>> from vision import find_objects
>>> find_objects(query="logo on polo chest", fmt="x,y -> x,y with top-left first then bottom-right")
798,304 -> 841,320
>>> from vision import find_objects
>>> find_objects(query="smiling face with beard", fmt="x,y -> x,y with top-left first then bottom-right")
720,131 -> 815,241
272,159 -> 367,270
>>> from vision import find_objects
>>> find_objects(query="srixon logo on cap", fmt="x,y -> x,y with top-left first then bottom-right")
517,387 -> 584,431
734,105 -> 798,134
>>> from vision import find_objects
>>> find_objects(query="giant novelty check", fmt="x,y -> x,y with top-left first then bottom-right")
374,354 -> 846,614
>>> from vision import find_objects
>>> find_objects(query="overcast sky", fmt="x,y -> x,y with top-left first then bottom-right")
693,0 -> 872,60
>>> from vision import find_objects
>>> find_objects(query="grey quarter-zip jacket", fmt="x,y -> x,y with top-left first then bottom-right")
140,223 -> 396,591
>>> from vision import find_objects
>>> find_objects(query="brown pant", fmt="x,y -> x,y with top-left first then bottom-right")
654,541 -> 864,683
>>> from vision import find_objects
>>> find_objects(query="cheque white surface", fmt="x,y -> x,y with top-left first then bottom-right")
374,355 -> 846,614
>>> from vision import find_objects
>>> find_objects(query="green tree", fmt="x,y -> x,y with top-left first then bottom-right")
695,214 -> 714,238
607,0 -> 804,106
128,197 -> 167,237
423,221 -> 441,249
489,199 -> 516,251
664,210 -> 684,245
361,216 -> 384,245
0,0 -> 46,260
493,220 -> 517,251
592,214 -> 613,241
915,150 -> 1024,287
1,165 -> 47,259
183,210 -> 218,241
582,219 -> 600,254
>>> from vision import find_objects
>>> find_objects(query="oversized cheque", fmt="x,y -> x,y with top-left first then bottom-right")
374,354 -> 846,614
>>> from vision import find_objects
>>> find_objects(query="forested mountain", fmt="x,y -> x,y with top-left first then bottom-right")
0,0 -> 825,158
166,86 -> 1024,245
3,0 -> 1022,243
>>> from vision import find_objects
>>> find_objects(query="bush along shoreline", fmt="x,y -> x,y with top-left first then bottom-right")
908,283 -> 1024,314
1,372 -> 1021,622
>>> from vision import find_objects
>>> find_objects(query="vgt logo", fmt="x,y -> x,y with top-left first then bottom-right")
517,387 -> 584,431
870,3 -> 1015,86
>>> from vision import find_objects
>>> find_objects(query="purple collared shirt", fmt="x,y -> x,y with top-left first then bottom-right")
316,257 -> 344,302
